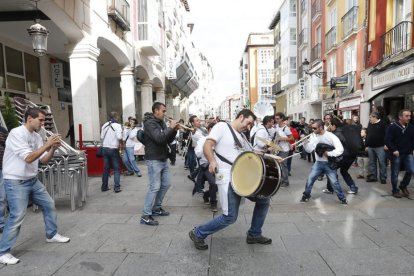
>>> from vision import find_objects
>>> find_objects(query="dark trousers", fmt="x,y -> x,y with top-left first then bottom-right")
326,155 -> 358,192
169,144 -> 177,164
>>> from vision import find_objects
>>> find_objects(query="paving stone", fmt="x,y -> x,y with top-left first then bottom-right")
326,232 -> 379,249
0,251 -> 74,276
294,220 -> 375,235
305,209 -> 371,222
209,251 -> 334,276
246,211 -> 312,224
362,229 -> 414,247
114,253 -> 209,276
319,247 -> 414,275
54,252 -> 127,276
281,233 -> 339,252
97,234 -> 171,254
363,218 -> 414,232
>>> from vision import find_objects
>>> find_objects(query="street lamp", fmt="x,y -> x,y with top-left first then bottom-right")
302,58 -> 326,79
27,0 -> 49,56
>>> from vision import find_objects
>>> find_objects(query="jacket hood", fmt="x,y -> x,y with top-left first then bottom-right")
143,112 -> 157,123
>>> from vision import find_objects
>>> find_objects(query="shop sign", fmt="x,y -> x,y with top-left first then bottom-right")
330,75 -> 349,90
324,102 -> 336,111
338,97 -> 360,109
51,63 -> 64,88
319,86 -> 332,94
372,61 -> 414,90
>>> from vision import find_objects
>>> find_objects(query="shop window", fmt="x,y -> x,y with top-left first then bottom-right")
6,75 -> 25,91
5,46 -> 23,76
24,53 -> 41,93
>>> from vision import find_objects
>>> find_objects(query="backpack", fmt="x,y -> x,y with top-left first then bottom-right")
341,125 -> 362,156
136,129 -> 146,145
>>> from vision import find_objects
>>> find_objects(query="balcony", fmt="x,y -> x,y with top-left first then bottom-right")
300,0 -> 307,14
380,21 -> 413,60
107,0 -> 130,31
311,43 -> 321,63
311,0 -> 321,21
272,81 -> 283,95
298,28 -> 308,47
325,26 -> 337,52
342,6 -> 358,38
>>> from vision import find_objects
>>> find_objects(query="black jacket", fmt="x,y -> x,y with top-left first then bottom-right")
143,113 -> 177,160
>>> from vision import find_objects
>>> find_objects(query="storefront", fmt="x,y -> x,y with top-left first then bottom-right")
338,96 -> 361,119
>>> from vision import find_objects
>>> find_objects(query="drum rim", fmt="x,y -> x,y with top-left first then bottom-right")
267,157 -> 282,198
230,151 -> 265,197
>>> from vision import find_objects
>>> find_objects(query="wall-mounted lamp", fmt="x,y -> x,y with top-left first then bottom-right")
302,58 -> 326,79
27,0 -> 49,56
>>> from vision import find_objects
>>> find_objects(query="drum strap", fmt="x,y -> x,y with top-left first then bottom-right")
215,151 -> 233,165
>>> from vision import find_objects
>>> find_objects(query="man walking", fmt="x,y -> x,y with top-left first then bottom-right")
0,108 -> 70,265
300,119 -> 347,205
274,113 -> 293,187
140,102 -> 178,226
365,112 -> 388,184
189,109 -> 272,250
101,111 -> 123,193
385,109 -> 414,198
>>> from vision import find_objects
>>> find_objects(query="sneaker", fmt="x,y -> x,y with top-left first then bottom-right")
392,191 -> 402,198
46,233 -> 70,243
203,197 -> 210,205
189,229 -> 208,250
380,179 -> 386,184
184,166 -> 189,170
0,253 -> 20,265
317,176 -> 324,181
322,189 -> 333,194
124,171 -> 134,176
300,195 -> 310,203
340,199 -> 348,205
114,189 -> 122,193
246,234 -> 272,245
140,215 -> 159,226
136,173 -> 142,177
400,187 -> 410,198
152,208 -> 170,216
347,190 -> 358,194
210,203 -> 218,212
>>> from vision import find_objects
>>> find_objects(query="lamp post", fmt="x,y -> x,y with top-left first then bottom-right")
27,0 -> 49,56
302,58 -> 326,79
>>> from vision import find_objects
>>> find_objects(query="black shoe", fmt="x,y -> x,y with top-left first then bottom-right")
380,179 -> 386,184
288,173 -> 292,176
170,162 -> 175,166
300,195 -> 310,203
101,187 -> 110,192
246,234 -> 272,245
340,199 -> 348,205
392,191 -> 402,198
366,178 -> 378,182
187,175 -> 195,182
124,171 -> 134,176
189,229 -> 208,250
152,208 -> 170,216
210,203 -> 218,212
400,187 -> 410,198
114,189 -> 122,193
203,196 -> 210,205
140,215 -> 159,226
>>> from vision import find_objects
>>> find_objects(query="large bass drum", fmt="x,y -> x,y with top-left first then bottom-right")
231,151 -> 281,198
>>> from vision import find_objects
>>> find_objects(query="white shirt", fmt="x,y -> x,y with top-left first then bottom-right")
304,131 -> 344,162
275,125 -> 292,152
253,125 -> 271,151
191,128 -> 205,148
123,127 -> 138,148
195,136 -> 208,165
3,125 -> 48,180
101,121 -> 122,148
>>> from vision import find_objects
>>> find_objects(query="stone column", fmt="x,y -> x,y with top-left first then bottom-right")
155,87 -> 166,104
141,80 -> 153,117
120,67 -> 135,122
165,94 -> 174,119
69,43 -> 100,142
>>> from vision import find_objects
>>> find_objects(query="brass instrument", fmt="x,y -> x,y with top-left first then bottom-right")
256,136 -> 283,154
167,117 -> 194,132
292,133 -> 313,147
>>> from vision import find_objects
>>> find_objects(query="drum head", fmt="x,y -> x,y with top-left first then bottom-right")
231,152 -> 264,197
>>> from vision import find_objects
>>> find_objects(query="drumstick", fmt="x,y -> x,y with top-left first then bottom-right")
281,152 -> 302,161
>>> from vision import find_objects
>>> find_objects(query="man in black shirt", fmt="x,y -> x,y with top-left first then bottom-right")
365,112 -> 388,184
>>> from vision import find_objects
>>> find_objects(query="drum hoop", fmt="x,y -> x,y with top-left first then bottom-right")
268,157 -> 282,197
230,151 -> 265,197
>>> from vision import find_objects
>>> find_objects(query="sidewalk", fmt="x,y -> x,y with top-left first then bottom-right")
1,156 -> 414,275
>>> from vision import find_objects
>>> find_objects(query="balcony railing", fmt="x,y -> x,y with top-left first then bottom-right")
325,26 -> 337,52
298,28 -> 308,47
272,81 -> 282,94
311,43 -> 321,62
300,0 -> 307,14
107,0 -> 130,31
342,6 -> 358,38
311,0 -> 321,21
380,21 -> 413,60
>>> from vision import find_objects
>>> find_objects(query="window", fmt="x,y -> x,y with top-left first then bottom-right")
316,26 -> 321,43
5,46 -> 25,91
345,0 -> 357,10
290,57 -> 297,74
290,28 -> 297,45
327,56 -> 336,80
344,43 -> 356,73
330,8 -> 337,28
24,53 -> 41,93
290,0 -> 297,16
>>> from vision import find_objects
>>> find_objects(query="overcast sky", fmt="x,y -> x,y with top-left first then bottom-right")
189,0 -> 282,105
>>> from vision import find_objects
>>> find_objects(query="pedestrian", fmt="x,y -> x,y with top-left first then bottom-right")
287,121 -> 299,176
274,113 -> 293,187
187,115 -> 205,186
140,102 -> 178,226
189,109 -> 272,250
385,109 -> 414,198
300,119 -> 347,205
365,112 -> 388,184
122,117 -> 142,177
101,111 -> 123,193
0,108 -> 70,265
357,128 -> 369,179
252,115 -> 274,152
0,125 -> 8,234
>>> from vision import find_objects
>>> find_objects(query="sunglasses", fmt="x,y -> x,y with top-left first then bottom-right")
312,127 -> 318,130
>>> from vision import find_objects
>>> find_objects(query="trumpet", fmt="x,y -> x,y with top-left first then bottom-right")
166,118 -> 194,132
40,127 -> 80,155
292,133 -> 313,147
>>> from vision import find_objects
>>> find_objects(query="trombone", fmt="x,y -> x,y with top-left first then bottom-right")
292,133 -> 313,147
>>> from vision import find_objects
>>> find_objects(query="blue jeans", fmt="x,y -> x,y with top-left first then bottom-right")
326,156 -> 358,193
390,154 -> 414,193
0,170 -> 5,230
102,147 -> 121,191
187,147 -> 197,176
368,147 -> 387,181
122,147 -> 141,174
0,178 -> 58,255
194,185 -> 270,239
303,161 -> 346,201
143,160 -> 171,216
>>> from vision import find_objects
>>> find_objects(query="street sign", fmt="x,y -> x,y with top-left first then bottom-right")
330,75 -> 349,90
